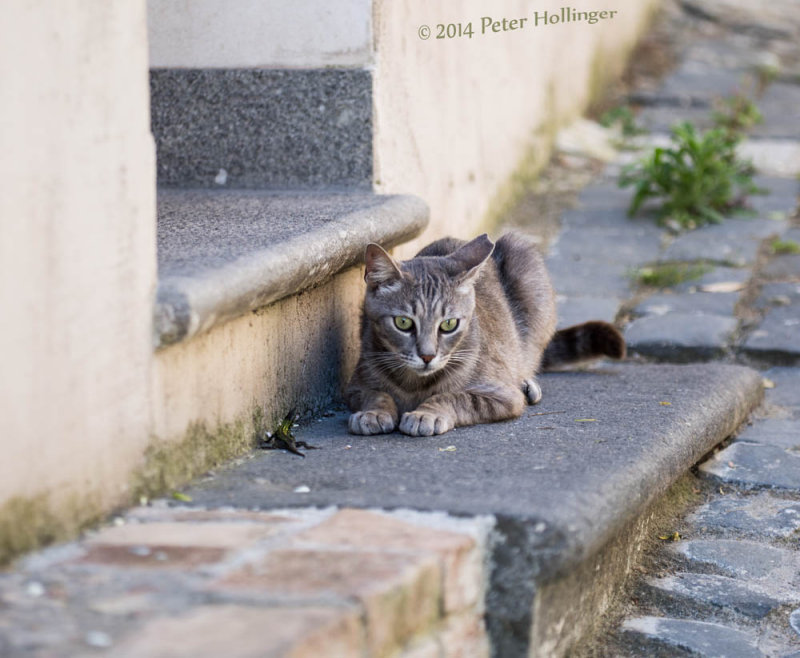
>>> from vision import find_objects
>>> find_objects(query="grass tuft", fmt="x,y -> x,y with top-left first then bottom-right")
633,262 -> 713,288
770,238 -> 800,255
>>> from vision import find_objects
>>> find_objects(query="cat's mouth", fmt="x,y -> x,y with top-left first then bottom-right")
412,359 -> 447,377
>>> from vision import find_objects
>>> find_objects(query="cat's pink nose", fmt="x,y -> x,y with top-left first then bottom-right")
420,354 -> 435,364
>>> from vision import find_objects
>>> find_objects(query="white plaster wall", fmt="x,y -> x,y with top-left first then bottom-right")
0,3 -> 156,509
151,268 -> 364,442
148,0 -> 373,68
372,0 -> 658,256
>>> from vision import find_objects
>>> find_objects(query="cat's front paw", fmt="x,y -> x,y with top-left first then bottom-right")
399,410 -> 454,437
349,410 -> 397,435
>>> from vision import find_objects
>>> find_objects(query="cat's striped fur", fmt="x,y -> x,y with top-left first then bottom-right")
346,232 -> 625,436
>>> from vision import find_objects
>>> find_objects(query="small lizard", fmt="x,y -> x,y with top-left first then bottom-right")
258,409 -> 318,457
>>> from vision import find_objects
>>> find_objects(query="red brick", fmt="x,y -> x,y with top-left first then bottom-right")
112,604 -> 364,658
214,548 -> 441,656
78,544 -> 226,569
439,612 -> 490,658
86,521 -> 277,548
78,521 -> 280,569
127,506 -> 299,526
295,509 -> 483,612
400,634 -> 442,658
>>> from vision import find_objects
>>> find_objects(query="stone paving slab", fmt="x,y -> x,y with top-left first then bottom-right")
680,0 -> 800,39
671,539 -> 800,587
550,225 -> 663,266
751,83 -> 800,141
661,218 -> 787,267
753,282 -> 800,310
761,254 -> 800,280
546,258 -> 632,298
556,296 -> 620,329
748,177 -> 800,217
632,64 -> 753,109
633,292 -> 740,318
646,572 -> 782,619
742,305 -> 800,365
689,492 -> 800,539
572,183 -> 634,213
764,367 -> 800,409
671,267 -> 750,294
792,609 -> 800,637
637,105 -> 714,134
700,441 -> 800,490
736,418 -> 800,449
622,616 -> 763,658
625,313 -> 738,362
740,140 -> 800,179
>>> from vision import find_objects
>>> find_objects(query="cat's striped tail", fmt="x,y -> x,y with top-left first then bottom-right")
541,321 -> 626,369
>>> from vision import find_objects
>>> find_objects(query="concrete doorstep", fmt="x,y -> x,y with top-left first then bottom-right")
0,363 -> 764,657
154,190 -> 428,348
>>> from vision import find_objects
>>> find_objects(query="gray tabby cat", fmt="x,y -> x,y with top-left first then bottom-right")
346,232 -> 625,436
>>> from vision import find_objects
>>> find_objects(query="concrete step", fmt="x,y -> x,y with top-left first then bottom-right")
154,189 -> 428,347
0,363 -> 763,657
150,69 -> 373,189
175,362 -> 761,657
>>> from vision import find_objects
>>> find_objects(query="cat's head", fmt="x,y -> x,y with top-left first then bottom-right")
362,234 -> 494,378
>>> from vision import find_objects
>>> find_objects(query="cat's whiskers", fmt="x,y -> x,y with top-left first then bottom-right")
446,348 -> 479,370
362,351 -> 408,376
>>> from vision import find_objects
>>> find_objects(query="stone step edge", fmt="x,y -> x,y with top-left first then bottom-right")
154,191 -> 429,349
15,506 -> 493,657
174,363 -> 766,657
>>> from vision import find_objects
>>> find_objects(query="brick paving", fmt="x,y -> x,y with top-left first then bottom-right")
0,508 -> 490,657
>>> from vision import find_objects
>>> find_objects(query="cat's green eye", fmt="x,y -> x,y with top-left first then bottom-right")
394,316 -> 414,331
439,318 -> 459,333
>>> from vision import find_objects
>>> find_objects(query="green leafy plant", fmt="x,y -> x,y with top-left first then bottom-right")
711,93 -> 763,135
600,106 -> 645,137
620,121 -> 761,229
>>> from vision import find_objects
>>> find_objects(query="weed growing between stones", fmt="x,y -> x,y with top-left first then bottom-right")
711,93 -> 763,135
769,238 -> 800,255
600,106 -> 647,138
620,94 -> 765,230
632,262 -> 712,288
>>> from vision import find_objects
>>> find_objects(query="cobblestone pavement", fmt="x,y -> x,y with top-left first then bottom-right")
552,1 -> 800,655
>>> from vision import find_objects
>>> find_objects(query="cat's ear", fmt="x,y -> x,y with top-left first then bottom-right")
450,234 -> 494,286
364,243 -> 403,289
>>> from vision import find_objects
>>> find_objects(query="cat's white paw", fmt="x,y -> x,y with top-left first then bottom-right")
523,379 -> 542,405
348,410 -> 396,435
399,410 -> 454,436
